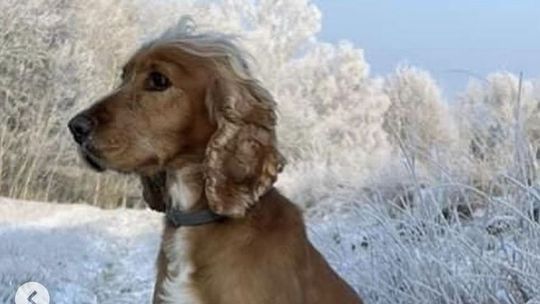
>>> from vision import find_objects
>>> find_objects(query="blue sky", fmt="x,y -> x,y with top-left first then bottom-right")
313,0 -> 540,99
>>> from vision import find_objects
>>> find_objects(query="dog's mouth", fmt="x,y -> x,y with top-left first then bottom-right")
80,143 -> 106,172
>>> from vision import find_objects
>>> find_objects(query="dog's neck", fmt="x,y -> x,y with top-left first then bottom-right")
166,163 -> 205,211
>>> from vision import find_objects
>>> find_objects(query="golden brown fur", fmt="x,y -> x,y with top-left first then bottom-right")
69,20 -> 363,304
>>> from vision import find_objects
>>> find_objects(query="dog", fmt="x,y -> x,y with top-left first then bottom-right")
68,21 -> 363,304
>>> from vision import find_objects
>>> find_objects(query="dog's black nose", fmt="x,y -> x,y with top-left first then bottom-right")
68,114 -> 95,144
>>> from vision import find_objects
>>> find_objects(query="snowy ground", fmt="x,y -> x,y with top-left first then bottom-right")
1,195 -> 540,304
0,197 -> 162,303
0,197 -> 364,303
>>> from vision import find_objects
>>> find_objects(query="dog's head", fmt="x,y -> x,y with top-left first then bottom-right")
68,25 -> 285,217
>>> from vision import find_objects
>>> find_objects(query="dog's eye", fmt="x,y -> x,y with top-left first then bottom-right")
146,72 -> 171,91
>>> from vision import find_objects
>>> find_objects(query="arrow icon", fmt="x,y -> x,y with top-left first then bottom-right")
27,291 -> 38,304
15,282 -> 49,304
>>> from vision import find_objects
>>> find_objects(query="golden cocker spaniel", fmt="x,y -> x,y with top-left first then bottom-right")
69,20 -> 363,304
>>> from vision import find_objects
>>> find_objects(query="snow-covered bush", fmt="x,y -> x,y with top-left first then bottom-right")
310,182 -> 540,304
455,73 -> 539,189
383,66 -> 456,157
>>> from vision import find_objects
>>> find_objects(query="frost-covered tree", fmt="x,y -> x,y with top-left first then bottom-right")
69,0 -> 139,101
278,42 -> 389,159
0,0 -> 142,205
0,0 -> 70,199
275,42 -> 391,205
456,72 -> 539,184
528,79 -> 540,158
136,0 -> 321,87
383,66 -> 455,158
0,0 -> 413,208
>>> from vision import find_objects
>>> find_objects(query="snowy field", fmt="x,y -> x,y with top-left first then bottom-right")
0,197 -> 162,303
2,193 -> 540,304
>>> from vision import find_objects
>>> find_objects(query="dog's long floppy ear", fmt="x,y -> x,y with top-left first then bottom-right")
140,172 -> 168,212
204,77 -> 286,217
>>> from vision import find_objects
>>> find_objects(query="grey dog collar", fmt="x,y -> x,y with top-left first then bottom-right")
166,208 -> 225,227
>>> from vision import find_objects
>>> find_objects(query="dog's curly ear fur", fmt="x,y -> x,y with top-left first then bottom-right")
140,172 -> 168,212
204,77 -> 286,217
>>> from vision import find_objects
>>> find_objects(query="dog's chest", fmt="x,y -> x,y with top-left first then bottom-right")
158,228 -> 201,304
156,167 -> 204,303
